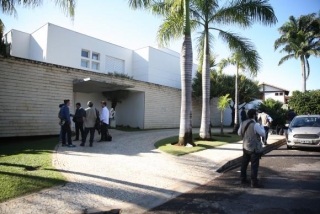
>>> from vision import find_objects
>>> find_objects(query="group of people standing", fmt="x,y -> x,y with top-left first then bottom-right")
58,99 -> 110,147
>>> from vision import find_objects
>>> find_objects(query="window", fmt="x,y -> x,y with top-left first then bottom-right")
280,92 -> 283,96
81,50 -> 89,58
105,55 -> 125,73
81,59 -> 89,68
275,93 -> 279,96
92,62 -> 100,70
81,49 -> 101,71
92,52 -> 100,61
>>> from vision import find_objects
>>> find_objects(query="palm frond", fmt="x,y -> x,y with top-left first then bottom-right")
278,54 -> 295,65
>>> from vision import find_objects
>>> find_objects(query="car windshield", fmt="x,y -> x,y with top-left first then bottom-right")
291,117 -> 320,127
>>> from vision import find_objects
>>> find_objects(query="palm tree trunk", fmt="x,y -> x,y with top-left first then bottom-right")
178,0 -> 194,146
199,28 -> 211,140
300,55 -> 306,92
232,66 -> 239,133
220,111 -> 224,135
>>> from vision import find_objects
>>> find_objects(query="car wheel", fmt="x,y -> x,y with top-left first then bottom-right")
287,144 -> 292,149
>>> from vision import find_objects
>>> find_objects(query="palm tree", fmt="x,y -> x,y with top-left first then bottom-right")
218,50 -> 261,133
1,0 -> 76,18
131,0 -> 194,146
154,0 -> 277,140
274,12 -> 320,92
0,0 -> 76,56
0,20 -> 7,57
217,94 -> 231,135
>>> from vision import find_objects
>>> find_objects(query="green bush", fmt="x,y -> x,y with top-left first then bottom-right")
257,98 -> 288,127
288,90 -> 320,115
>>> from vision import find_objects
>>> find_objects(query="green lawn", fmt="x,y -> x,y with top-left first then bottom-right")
0,138 -> 66,203
155,133 -> 242,156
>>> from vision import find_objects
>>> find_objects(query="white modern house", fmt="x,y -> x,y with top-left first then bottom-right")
1,23 -> 290,138
2,23 -> 231,138
4,23 -> 191,89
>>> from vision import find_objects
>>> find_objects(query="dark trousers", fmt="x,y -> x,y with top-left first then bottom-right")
240,149 -> 260,184
62,123 -> 72,145
263,126 -> 269,143
100,122 -> 109,141
82,127 -> 95,145
75,122 -> 84,140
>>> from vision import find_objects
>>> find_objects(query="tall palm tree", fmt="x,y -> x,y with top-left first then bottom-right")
0,0 -> 76,56
131,0 -> 195,146
154,0 -> 277,139
218,50 -> 261,133
274,12 -> 320,92
0,20 -> 8,57
1,0 -> 76,18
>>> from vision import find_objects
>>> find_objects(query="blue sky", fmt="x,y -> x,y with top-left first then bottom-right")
1,0 -> 319,94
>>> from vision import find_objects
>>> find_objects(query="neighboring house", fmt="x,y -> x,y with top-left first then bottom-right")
259,82 -> 290,104
1,23 -> 230,138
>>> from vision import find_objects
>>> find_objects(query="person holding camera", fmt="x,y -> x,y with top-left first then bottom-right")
238,109 -> 265,188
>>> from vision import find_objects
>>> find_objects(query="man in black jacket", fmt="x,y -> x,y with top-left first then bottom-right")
72,102 -> 85,141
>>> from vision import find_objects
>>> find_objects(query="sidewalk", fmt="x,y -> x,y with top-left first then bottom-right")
0,128 -> 285,214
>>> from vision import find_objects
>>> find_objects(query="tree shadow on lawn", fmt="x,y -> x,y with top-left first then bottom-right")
0,137 -> 57,157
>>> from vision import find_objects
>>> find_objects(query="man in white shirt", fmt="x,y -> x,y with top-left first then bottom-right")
99,101 -> 110,142
258,109 -> 273,145
238,109 -> 265,188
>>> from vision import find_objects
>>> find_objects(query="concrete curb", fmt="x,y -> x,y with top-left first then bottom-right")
216,138 -> 286,173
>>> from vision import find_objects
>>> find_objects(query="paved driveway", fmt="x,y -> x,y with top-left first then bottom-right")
1,127 -> 278,214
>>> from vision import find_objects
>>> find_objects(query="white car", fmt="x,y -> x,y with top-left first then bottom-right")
286,115 -> 320,149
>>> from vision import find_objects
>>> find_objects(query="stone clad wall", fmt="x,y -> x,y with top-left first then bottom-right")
0,57 -> 224,137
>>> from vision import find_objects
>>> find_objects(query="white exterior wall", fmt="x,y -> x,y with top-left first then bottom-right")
5,23 -> 200,90
44,24 -> 133,76
133,46 -> 198,89
7,30 -> 30,59
264,92 -> 285,103
132,48 -> 149,82
148,47 -> 181,88
263,85 -> 285,103
116,90 -> 145,129
29,24 -> 48,61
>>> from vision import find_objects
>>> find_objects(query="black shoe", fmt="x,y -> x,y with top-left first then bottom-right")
251,183 -> 264,188
73,138 -> 79,141
68,144 -> 76,147
89,143 -> 93,147
62,143 -> 68,147
97,140 -> 105,142
80,143 -> 85,147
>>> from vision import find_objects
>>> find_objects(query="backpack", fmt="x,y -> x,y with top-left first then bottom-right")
106,133 -> 112,141
95,108 -> 101,134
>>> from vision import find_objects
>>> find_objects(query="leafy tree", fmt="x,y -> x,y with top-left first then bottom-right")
229,76 -> 260,127
274,12 -> 320,92
193,72 -> 260,126
152,0 -> 277,140
257,98 -> 287,128
0,20 -> 8,57
102,90 -> 130,110
217,94 -> 231,135
218,50 -> 261,133
1,0 -> 76,18
0,0 -> 76,56
288,90 -> 320,115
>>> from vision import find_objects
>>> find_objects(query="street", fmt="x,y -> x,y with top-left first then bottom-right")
145,145 -> 320,214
